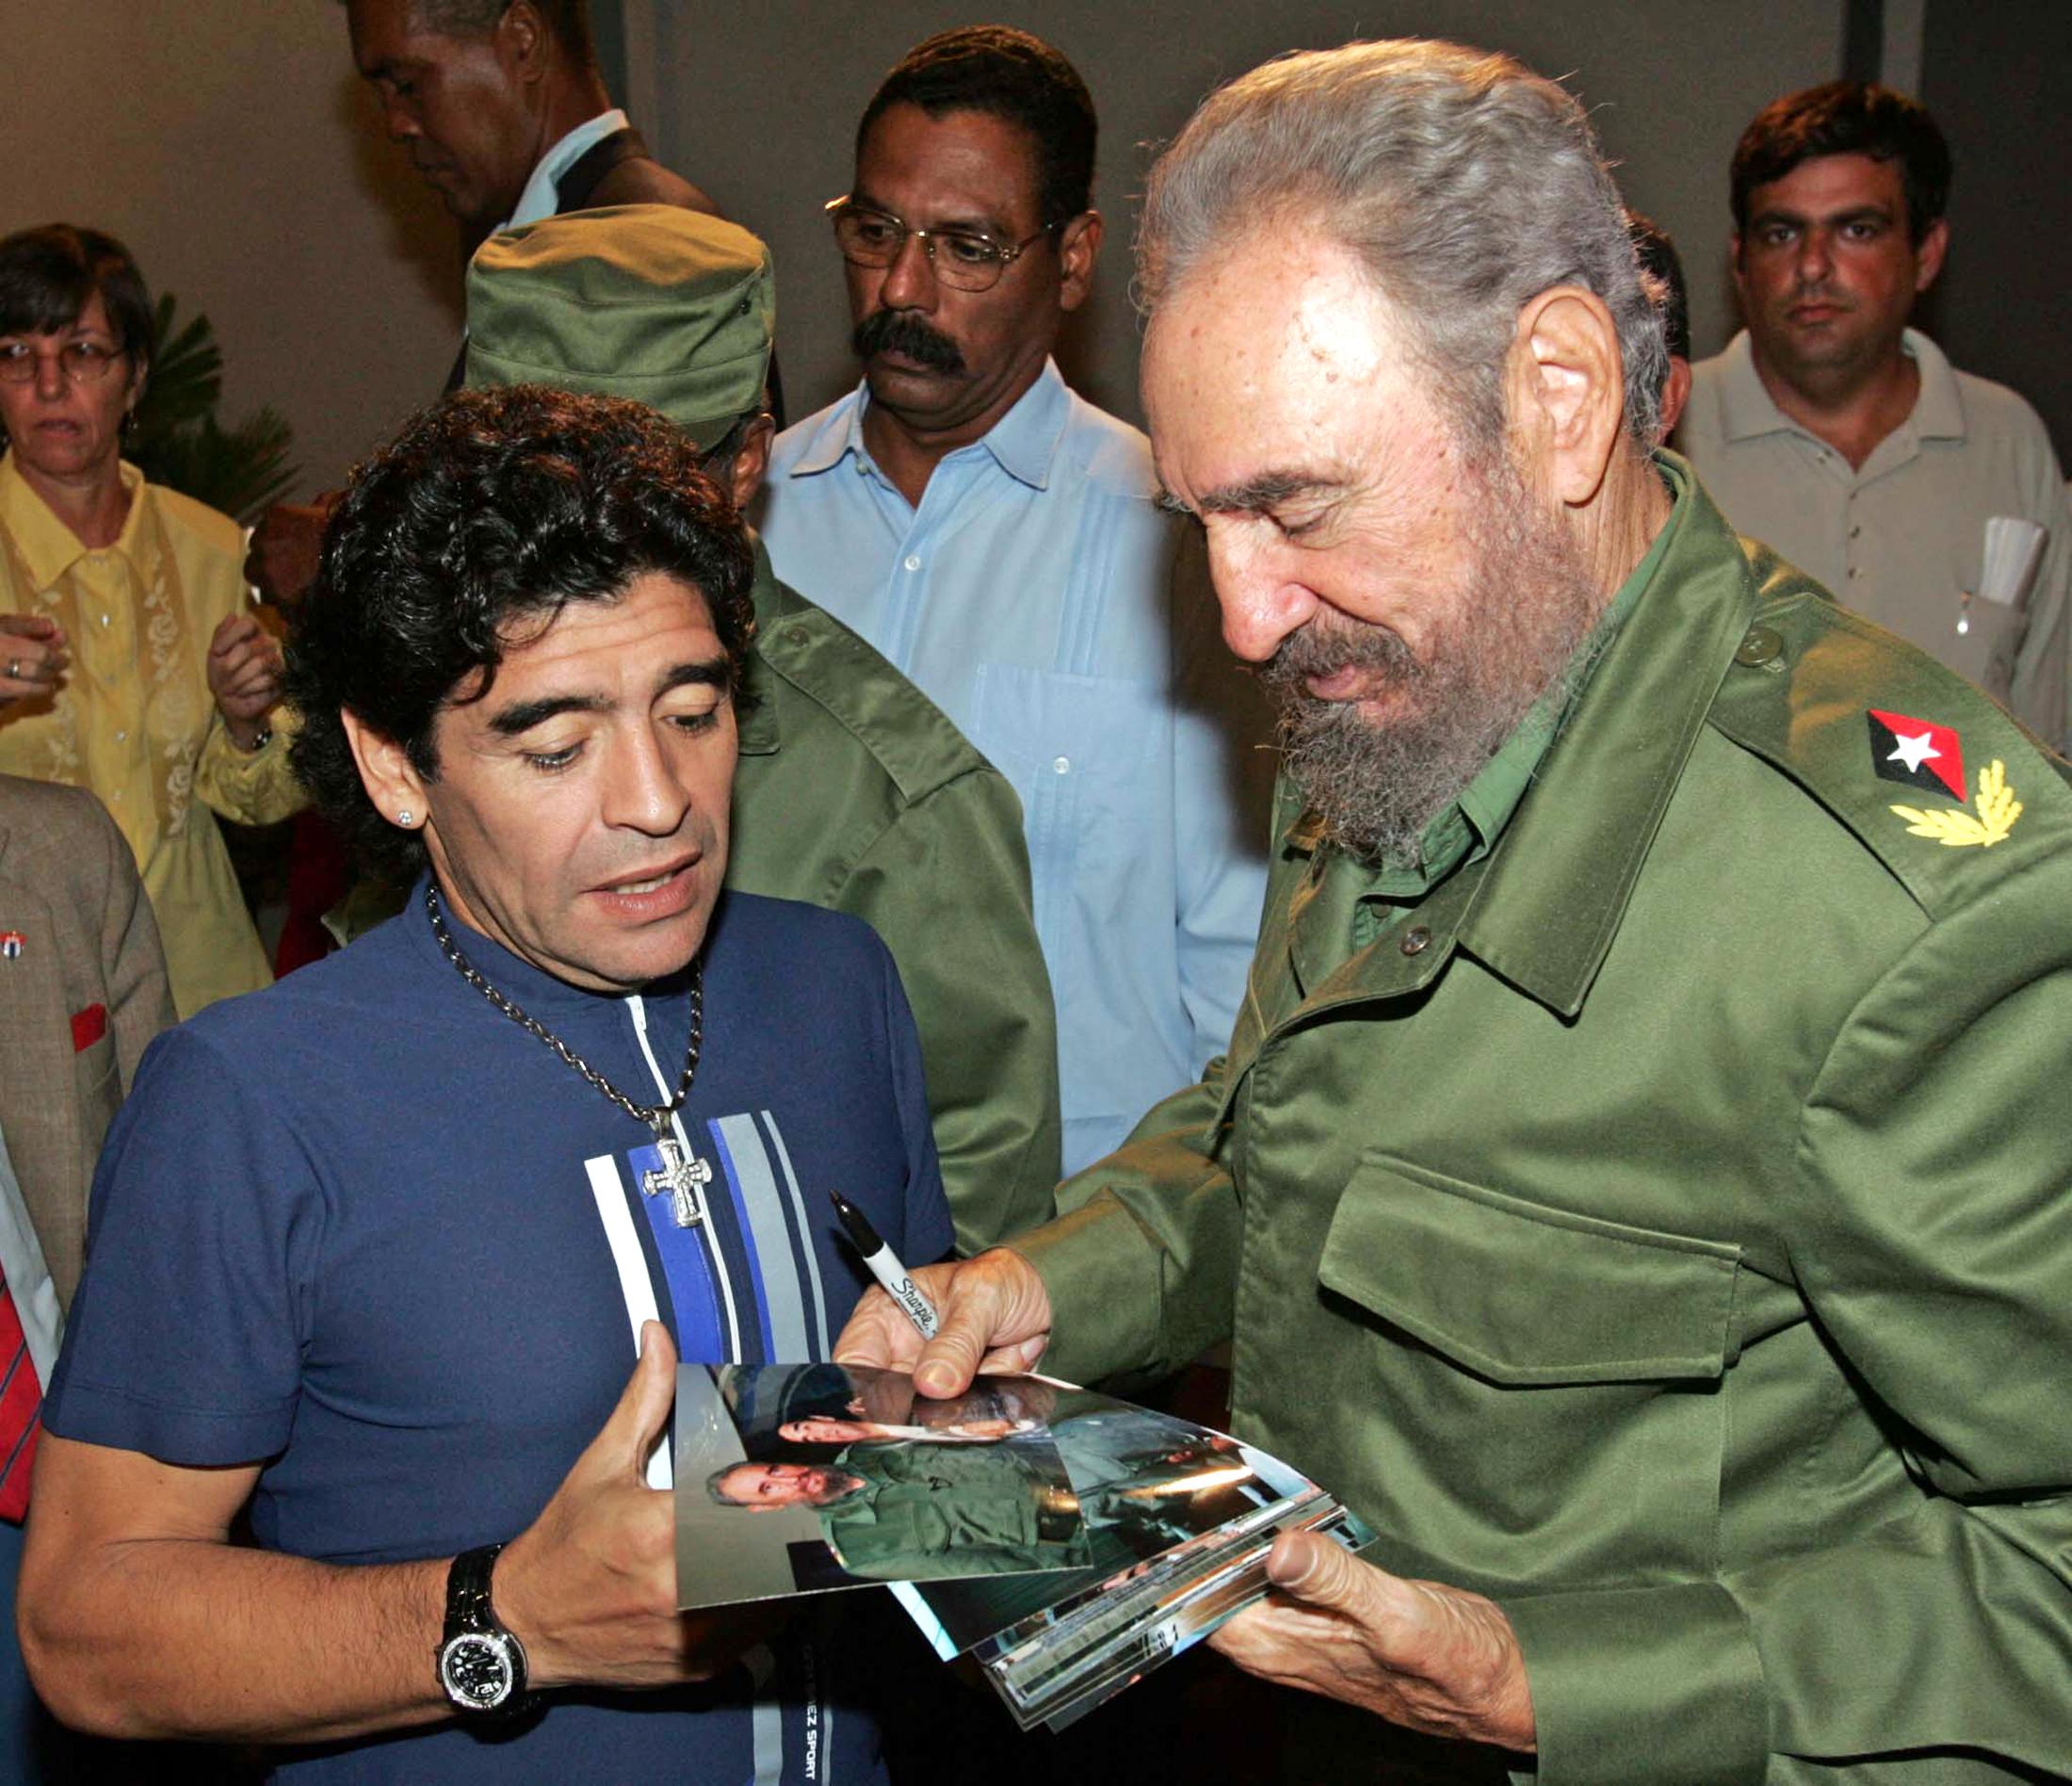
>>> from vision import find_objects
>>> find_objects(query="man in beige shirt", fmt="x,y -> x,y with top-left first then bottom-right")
1677,81 -> 2067,749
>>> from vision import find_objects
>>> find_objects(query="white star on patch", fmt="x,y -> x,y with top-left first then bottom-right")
1887,731 -> 1941,774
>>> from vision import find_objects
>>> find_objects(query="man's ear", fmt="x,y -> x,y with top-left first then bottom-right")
1506,285 -> 1627,507
495,0 -> 551,84
1058,211 -> 1103,314
1913,217 -> 1950,295
1659,356 -> 1693,444
340,708 -> 431,834
722,414 -> 776,510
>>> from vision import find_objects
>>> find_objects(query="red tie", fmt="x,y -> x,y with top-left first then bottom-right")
0,1272 -> 41,1522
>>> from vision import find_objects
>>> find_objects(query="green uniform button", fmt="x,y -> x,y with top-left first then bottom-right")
1735,625 -> 1783,666
785,625 -> 809,645
1400,925 -> 1433,956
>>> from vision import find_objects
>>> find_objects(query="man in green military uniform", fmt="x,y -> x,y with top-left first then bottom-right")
837,40 -> 2072,1784
451,205 -> 1061,1250
707,1437 -> 1089,1582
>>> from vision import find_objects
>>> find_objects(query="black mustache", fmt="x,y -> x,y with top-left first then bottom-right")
851,308 -> 965,374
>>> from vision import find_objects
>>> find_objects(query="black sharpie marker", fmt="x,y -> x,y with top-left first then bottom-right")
830,1191 -> 941,1340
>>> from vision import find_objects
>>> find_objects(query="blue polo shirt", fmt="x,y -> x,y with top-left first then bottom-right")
46,883 -> 950,1782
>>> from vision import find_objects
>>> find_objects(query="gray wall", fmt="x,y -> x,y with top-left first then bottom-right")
1919,0 -> 2072,449
628,1 -> 1847,430
2,3 -> 463,503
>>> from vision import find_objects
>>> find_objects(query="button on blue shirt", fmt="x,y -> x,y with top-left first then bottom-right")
761,360 -> 1272,1171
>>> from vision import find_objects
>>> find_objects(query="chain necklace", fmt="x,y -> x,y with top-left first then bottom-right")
425,881 -> 713,1226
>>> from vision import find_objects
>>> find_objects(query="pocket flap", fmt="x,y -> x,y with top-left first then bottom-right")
1319,1155 -> 1740,1386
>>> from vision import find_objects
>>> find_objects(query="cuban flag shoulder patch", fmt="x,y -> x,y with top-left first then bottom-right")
1868,709 -> 1966,802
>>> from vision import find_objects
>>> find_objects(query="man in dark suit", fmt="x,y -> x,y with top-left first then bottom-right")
248,0 -> 734,604
342,0 -> 717,253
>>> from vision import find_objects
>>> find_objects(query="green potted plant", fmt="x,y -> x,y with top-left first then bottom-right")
127,295 -> 297,526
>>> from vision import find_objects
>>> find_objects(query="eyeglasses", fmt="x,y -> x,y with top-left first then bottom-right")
0,337 -> 127,385
825,199 -> 1064,293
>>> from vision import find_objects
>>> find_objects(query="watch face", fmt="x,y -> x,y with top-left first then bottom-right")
439,1632 -> 516,1712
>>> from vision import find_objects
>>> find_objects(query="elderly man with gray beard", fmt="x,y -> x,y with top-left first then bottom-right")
834,38 -> 2072,1786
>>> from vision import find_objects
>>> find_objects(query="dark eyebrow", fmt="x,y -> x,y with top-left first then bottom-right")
486,694 -> 607,739
485,657 -> 733,738
849,191 -> 1010,240
1191,471 -> 1335,517
1750,201 -> 1896,230
357,53 -> 424,83
657,658 -> 734,697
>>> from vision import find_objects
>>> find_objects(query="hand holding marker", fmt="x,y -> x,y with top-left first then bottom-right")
830,1192 -> 941,1340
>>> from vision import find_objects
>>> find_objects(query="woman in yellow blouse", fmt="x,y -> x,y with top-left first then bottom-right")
0,226 -> 301,1016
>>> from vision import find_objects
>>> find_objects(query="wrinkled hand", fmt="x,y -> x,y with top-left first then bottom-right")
495,1323 -> 780,1690
243,498 -> 334,607
1210,1531 -> 1536,1753
206,614 -> 283,746
0,613 -> 69,706
834,1249 -> 1053,1398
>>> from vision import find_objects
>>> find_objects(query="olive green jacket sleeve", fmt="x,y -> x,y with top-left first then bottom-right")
816,750 -> 1062,1254
1019,1069 -> 1240,1390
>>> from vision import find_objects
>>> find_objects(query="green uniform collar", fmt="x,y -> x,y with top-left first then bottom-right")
1286,455 -> 1756,1018
1463,456 -> 1755,1014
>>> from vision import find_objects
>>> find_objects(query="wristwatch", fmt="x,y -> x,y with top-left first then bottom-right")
436,1543 -> 531,1717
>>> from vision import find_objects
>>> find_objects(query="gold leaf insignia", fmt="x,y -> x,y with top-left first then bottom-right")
1890,758 -> 2023,849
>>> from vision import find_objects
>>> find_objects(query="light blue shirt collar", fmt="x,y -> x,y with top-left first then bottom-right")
786,358 -> 1073,495
500,108 -> 631,233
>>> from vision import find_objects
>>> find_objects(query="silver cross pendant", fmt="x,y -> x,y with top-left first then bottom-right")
642,1127 -> 712,1228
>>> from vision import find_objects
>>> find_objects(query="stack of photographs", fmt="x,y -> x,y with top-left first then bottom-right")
896,1384 -> 1372,1731
958,1492 -> 1368,1732
673,1361 -> 1370,1729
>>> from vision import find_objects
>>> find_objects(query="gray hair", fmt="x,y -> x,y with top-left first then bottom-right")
1138,40 -> 1667,448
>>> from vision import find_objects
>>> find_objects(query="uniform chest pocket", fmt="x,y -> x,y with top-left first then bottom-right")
970,664 -> 1169,904
1321,1155 -> 1743,1385
1315,1154 -> 1742,1584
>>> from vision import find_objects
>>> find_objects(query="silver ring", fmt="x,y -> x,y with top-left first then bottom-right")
5,659 -> 17,681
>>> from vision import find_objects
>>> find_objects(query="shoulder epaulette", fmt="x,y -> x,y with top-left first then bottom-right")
1707,543 -> 2072,919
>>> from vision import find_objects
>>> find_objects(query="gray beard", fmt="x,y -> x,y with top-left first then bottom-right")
1257,453 -> 1611,869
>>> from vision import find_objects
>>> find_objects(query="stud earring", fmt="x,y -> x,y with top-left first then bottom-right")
397,809 -> 415,827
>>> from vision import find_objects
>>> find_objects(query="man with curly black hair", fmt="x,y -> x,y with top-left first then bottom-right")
20,386 -> 950,1782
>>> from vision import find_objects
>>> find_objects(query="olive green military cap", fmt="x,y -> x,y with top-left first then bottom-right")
464,203 -> 774,450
